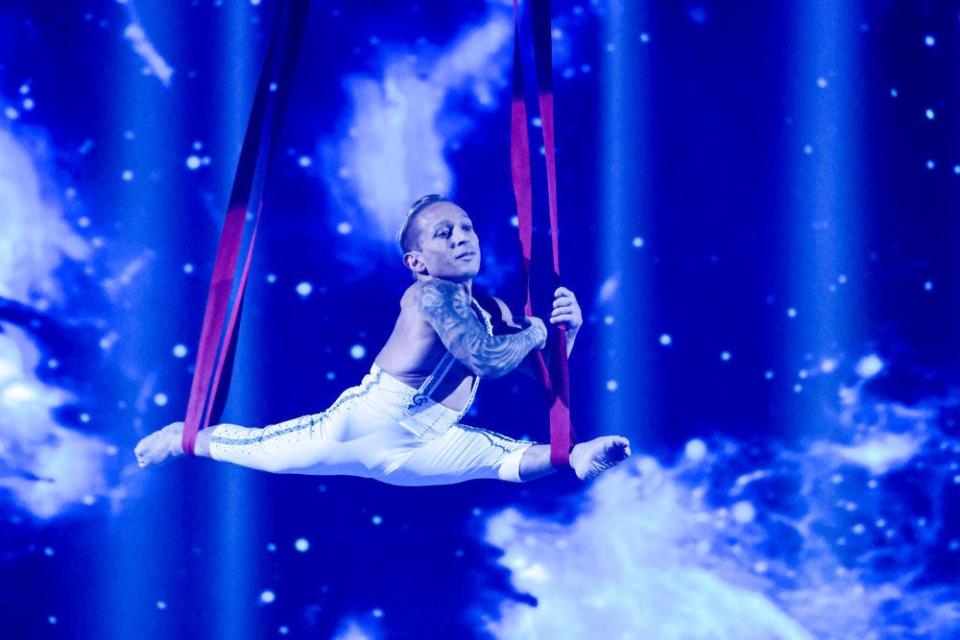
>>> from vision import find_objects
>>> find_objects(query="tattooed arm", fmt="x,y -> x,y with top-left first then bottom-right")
416,280 -> 547,379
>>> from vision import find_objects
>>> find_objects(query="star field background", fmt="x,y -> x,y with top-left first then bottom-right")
1,0 -> 960,638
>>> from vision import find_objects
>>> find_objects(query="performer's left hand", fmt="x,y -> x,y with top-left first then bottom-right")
550,286 -> 583,335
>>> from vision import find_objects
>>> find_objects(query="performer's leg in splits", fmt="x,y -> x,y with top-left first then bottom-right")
136,197 -> 631,484
135,366 -> 630,483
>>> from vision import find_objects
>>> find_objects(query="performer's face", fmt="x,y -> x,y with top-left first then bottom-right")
405,202 -> 481,281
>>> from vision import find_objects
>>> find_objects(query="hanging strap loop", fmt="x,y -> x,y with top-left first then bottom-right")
181,0 -> 310,455
510,0 -> 575,467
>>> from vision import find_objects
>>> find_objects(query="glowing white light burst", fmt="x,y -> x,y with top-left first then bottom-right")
855,354 -> 883,378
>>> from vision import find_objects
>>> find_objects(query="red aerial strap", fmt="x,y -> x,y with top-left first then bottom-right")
511,0 -> 575,467
181,0 -> 310,455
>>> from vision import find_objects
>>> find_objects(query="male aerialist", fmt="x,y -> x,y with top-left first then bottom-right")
135,195 -> 631,484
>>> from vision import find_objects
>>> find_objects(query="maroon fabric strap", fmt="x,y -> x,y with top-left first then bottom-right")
511,0 -> 575,467
182,0 -> 310,455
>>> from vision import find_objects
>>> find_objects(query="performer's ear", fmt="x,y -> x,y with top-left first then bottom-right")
403,251 -> 426,275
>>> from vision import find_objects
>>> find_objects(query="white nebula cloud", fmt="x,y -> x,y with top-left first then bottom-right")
480,384 -> 956,639
328,8 -> 512,243
0,128 -> 116,519
0,129 -> 90,304
0,325 -> 115,519
830,432 -> 922,475
483,460 -> 813,640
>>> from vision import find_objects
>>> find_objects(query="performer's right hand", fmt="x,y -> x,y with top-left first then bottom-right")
525,316 -> 548,349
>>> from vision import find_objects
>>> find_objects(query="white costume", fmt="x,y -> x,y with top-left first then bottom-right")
207,301 -> 533,485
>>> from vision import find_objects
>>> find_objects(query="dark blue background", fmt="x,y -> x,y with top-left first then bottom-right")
1,0 -> 958,638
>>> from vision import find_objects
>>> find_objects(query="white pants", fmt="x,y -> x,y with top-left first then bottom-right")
208,365 -> 533,485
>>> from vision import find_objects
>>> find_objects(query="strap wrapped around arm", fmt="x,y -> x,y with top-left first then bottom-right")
510,0 -> 575,467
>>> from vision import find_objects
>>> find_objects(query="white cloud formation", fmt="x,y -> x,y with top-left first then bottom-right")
329,9 -> 512,243
0,128 -> 90,305
0,128 -> 118,519
483,459 -> 812,640
480,384 -> 957,639
0,324 -> 117,519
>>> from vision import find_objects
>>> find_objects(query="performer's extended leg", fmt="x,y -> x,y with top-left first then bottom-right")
136,411 -> 416,480
136,421 -> 631,482
136,371 -> 417,475
387,424 -> 632,485
135,420 -> 272,467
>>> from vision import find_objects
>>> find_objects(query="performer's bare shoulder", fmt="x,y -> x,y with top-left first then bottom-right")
374,281 -> 446,382
372,280 -> 474,409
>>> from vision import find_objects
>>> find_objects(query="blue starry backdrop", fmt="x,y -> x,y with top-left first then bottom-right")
1,0 -> 959,638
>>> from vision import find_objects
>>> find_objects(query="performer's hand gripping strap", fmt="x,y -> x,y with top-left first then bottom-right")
510,0 -> 576,467
181,0 -> 311,455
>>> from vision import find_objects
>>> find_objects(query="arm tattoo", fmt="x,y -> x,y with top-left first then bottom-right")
417,281 -> 545,379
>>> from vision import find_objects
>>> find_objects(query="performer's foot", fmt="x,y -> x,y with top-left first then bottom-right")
134,421 -> 185,468
569,435 -> 632,480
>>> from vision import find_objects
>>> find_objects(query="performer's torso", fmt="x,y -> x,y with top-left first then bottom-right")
374,281 -> 492,413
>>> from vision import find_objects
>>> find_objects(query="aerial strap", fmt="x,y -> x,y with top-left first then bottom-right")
510,0 -> 575,467
181,0 -> 310,455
